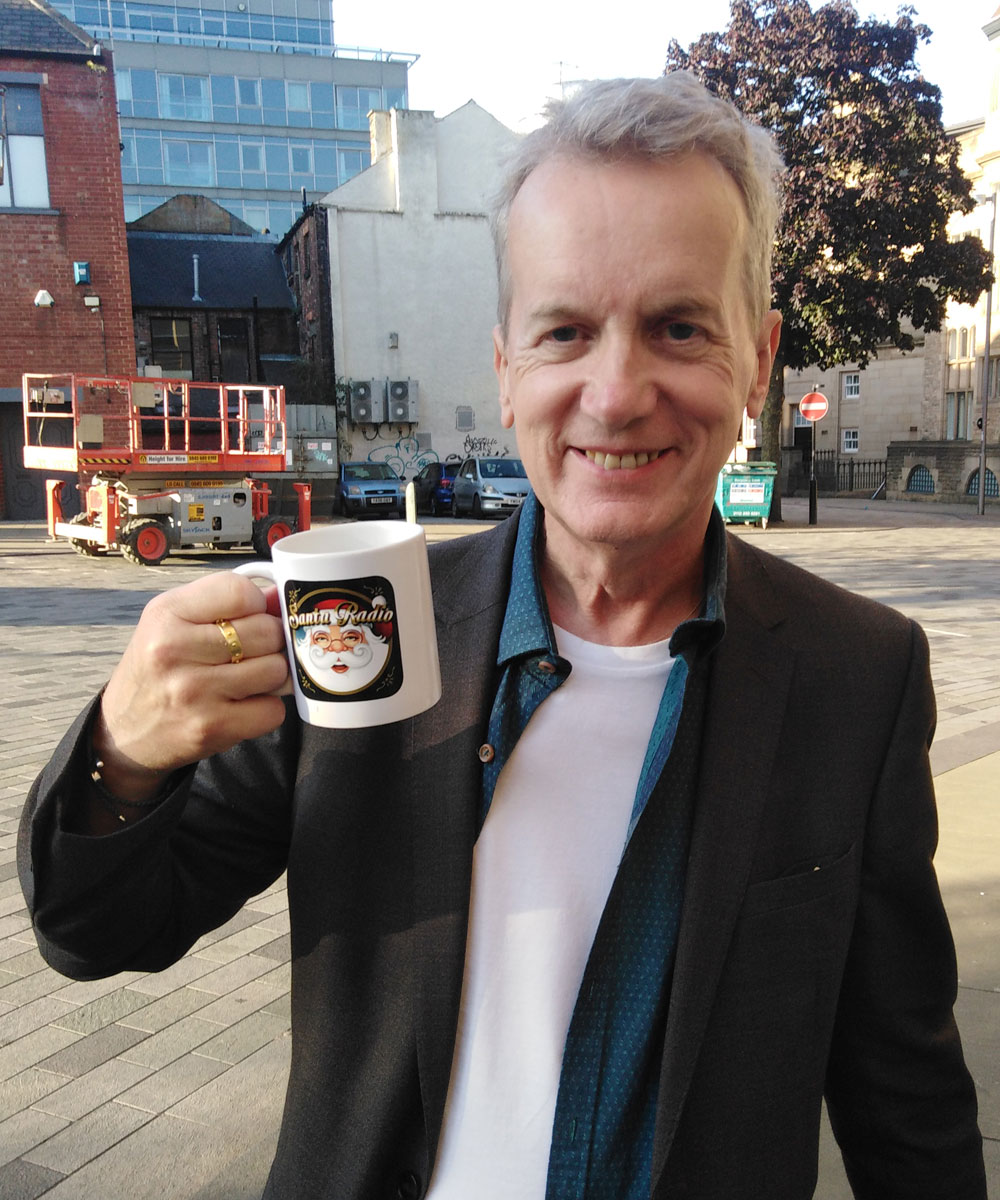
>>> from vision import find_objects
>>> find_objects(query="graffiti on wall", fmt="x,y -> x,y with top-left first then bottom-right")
366,434 -> 440,478
462,435 -> 511,457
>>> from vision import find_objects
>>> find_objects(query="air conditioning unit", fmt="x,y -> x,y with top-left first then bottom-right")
349,378 -> 386,424
387,379 -> 418,423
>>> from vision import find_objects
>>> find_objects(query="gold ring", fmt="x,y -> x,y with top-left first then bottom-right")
215,618 -> 244,664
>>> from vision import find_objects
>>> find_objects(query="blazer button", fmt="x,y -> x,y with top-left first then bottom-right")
478,743 -> 495,763
396,1170 -> 422,1200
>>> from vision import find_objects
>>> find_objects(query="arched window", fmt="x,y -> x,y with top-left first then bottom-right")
966,468 -> 999,498
947,329 -> 958,359
959,328 -> 968,358
905,465 -> 935,494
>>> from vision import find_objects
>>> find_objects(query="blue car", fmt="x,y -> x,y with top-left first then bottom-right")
411,461 -> 459,515
336,462 -> 405,518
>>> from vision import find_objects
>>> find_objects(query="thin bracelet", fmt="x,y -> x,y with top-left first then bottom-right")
90,759 -> 167,823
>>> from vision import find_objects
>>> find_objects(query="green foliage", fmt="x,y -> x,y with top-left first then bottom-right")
667,0 -> 993,379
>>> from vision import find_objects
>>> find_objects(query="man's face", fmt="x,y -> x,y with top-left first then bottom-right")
494,152 -> 781,559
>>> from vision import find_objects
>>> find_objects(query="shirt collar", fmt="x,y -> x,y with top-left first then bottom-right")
497,492 -> 728,667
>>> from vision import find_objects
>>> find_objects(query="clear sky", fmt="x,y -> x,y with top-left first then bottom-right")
332,1 -> 994,133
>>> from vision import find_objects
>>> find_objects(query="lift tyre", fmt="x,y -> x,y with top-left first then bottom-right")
68,512 -> 102,557
121,518 -> 170,566
252,515 -> 294,559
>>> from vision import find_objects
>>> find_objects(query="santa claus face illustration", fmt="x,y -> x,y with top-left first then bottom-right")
291,590 -> 394,697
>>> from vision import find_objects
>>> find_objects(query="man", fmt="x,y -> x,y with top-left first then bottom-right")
19,74 -> 986,1199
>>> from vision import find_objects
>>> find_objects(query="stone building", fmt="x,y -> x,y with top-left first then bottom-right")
782,6 -> 1000,505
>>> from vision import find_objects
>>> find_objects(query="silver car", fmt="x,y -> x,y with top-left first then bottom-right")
452,456 -> 529,518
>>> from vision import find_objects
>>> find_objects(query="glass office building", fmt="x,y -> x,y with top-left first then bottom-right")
50,0 -> 415,235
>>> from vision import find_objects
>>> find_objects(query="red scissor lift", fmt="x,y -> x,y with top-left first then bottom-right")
23,372 -> 311,565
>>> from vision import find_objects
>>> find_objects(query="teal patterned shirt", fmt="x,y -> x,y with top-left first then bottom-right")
479,490 -> 728,1199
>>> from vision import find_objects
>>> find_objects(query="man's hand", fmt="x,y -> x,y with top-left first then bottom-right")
93,571 -> 290,804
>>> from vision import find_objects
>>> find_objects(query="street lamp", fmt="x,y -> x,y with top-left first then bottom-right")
974,187 -> 997,517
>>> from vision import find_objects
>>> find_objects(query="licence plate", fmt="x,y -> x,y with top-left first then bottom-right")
370,496 -> 393,504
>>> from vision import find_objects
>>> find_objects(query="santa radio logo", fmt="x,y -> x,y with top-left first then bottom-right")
285,577 -> 402,701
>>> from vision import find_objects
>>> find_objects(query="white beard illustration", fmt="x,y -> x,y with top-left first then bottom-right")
298,622 -> 390,695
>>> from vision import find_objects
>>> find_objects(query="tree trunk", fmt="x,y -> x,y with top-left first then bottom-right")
760,347 -> 786,523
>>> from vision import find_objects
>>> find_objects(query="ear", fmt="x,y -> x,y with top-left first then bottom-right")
493,325 -> 515,430
746,310 -> 782,420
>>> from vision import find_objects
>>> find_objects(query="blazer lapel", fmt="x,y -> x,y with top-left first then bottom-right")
651,537 -> 796,1185
409,516 -> 520,1161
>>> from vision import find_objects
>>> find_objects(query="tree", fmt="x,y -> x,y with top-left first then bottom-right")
666,0 -> 992,516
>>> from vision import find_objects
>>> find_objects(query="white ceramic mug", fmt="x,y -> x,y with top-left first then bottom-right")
234,522 -> 441,728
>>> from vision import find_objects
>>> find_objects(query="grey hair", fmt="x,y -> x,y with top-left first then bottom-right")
490,72 -> 784,332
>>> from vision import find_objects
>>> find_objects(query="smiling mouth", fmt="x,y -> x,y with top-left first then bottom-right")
583,449 -> 663,471
331,663 -> 349,673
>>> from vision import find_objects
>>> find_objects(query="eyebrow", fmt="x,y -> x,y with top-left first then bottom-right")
525,296 -> 721,328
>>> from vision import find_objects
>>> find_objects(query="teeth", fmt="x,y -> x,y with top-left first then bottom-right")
585,449 -> 660,470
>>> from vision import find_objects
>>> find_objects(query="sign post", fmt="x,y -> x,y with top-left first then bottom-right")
799,391 -> 829,525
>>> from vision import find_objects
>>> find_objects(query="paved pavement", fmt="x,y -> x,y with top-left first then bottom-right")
0,497 -> 997,1198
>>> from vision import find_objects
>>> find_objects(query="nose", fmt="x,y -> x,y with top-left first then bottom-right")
580,330 -> 658,427
330,635 -> 347,652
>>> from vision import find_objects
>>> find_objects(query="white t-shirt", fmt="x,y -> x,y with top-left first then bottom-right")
426,626 -> 674,1200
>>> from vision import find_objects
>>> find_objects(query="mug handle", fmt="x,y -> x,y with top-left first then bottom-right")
233,561 -> 276,583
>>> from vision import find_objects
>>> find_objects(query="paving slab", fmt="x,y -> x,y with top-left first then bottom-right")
1,505 -> 998,1197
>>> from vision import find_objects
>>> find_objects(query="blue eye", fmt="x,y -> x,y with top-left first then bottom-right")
666,322 -> 697,341
550,326 -> 578,342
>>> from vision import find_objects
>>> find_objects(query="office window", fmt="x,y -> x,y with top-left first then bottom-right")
241,141 -> 264,174
338,147 -> 369,182
842,428 -> 859,453
842,373 -> 860,400
287,81 -> 310,115
150,318 -> 193,375
128,68 -> 158,117
0,83 -> 50,208
290,144 -> 313,174
262,78 -> 285,125
336,85 -> 381,130
158,74 -> 210,120
163,139 -> 214,186
237,77 -> 261,122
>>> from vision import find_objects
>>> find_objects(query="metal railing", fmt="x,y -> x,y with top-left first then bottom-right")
812,451 -> 886,495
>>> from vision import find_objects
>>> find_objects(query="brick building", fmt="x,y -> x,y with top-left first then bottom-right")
277,200 -> 334,402
0,0 -> 135,519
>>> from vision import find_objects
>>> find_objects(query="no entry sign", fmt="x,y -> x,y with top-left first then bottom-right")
799,391 -> 829,422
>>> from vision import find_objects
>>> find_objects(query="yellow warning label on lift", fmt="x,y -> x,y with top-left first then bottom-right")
138,454 -> 220,465
188,504 -> 205,522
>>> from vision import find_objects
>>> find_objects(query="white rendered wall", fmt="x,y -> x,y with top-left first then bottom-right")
323,103 -> 520,478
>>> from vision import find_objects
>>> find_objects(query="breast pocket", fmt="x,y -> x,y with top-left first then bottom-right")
740,841 -> 859,919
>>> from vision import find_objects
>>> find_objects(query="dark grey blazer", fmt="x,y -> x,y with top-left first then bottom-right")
19,515 -> 986,1200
